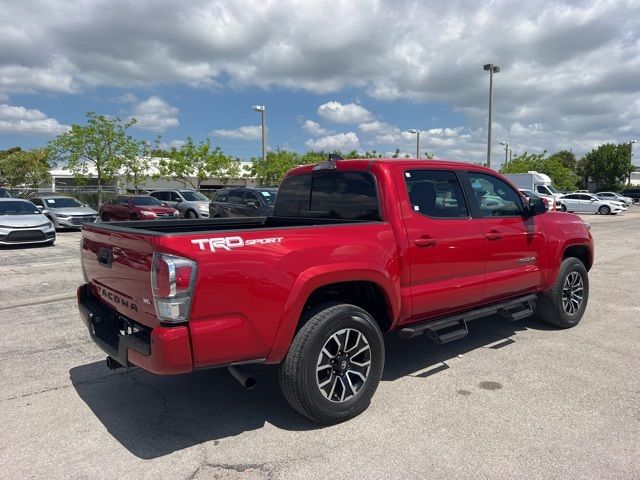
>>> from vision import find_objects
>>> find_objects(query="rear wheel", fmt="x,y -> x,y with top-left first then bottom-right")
536,257 -> 589,328
598,205 -> 610,215
559,204 -> 567,212
101,213 -> 109,222
279,303 -> 385,424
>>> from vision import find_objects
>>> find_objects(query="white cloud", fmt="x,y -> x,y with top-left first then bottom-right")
130,96 -> 179,132
318,101 -> 373,124
306,132 -> 360,151
0,0 -> 638,158
302,120 -> 331,136
211,125 -> 262,140
0,104 -> 69,135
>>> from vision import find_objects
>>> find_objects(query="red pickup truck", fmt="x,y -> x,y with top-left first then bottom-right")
78,158 -> 593,424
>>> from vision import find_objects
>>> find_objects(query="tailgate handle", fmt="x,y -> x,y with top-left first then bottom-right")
97,248 -> 113,268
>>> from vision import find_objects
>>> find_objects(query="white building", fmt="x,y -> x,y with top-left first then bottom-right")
48,158 -> 259,192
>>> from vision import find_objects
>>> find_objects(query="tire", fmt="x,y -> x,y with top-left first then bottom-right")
130,214 -> 138,221
598,205 -> 610,215
559,204 -> 567,212
535,257 -> 589,329
101,213 -> 109,222
46,239 -> 55,247
279,302 -> 385,425
185,210 -> 197,219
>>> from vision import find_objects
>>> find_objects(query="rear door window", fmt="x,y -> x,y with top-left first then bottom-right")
404,170 -> 469,218
228,190 -> 244,204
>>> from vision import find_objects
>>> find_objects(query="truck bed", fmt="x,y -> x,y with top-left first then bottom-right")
83,216 -> 375,235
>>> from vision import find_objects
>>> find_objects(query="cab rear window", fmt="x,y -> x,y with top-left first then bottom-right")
275,171 -> 380,220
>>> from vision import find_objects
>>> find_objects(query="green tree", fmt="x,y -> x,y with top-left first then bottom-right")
0,148 -> 53,189
548,150 -> 577,171
122,139 -> 156,194
49,112 -> 138,206
157,138 -> 238,189
250,150 -> 305,185
582,143 -> 632,190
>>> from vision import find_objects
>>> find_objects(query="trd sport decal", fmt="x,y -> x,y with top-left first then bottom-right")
191,236 -> 283,252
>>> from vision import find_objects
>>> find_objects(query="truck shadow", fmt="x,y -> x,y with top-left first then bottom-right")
70,314 -> 554,459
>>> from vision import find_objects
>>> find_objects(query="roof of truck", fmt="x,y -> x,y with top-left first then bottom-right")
286,158 -> 494,178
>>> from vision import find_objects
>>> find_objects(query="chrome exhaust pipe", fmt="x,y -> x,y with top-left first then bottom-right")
227,365 -> 256,389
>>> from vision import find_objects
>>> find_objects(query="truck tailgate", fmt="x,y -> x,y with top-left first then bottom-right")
81,226 -> 158,328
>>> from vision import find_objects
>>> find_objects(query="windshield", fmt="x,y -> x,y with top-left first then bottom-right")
130,196 -> 162,206
0,200 -> 41,215
546,185 -> 560,194
179,191 -> 209,201
258,190 -> 277,205
43,197 -> 82,208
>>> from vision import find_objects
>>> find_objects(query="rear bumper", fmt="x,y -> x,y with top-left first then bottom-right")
77,284 -> 193,374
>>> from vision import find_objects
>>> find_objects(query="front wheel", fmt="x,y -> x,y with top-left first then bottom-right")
185,210 -> 197,219
559,204 -> 567,212
101,213 -> 109,222
598,205 -> 610,215
536,257 -> 589,328
279,303 -> 385,424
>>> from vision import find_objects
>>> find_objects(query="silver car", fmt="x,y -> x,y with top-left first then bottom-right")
31,196 -> 98,229
149,189 -> 210,218
0,198 -> 56,245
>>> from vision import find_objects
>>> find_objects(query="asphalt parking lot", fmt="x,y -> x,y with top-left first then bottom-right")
1,209 -> 639,480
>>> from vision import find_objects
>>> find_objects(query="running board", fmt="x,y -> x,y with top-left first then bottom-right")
398,295 -> 536,341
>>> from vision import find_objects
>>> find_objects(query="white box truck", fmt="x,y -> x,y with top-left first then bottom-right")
504,171 -> 562,208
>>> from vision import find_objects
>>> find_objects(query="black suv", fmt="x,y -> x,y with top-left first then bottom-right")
622,188 -> 640,204
210,187 -> 277,218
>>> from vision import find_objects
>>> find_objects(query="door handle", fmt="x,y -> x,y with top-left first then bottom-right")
485,230 -> 502,241
415,237 -> 438,248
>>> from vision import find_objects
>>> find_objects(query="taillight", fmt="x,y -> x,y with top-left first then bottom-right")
151,253 -> 197,324
80,237 -> 88,283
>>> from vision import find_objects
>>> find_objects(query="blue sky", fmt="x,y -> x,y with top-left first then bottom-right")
1,0 -> 639,165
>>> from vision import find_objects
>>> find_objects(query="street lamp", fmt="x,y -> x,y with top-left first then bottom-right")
408,129 -> 421,159
483,63 -> 500,169
499,141 -> 509,166
509,148 -> 513,163
251,105 -> 266,164
628,139 -> 637,181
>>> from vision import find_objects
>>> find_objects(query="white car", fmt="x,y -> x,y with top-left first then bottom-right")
557,193 -> 623,215
0,198 -> 56,245
595,191 -> 633,206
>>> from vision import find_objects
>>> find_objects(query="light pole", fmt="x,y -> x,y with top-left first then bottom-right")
499,141 -> 509,167
509,148 -> 513,163
408,129 -> 421,159
483,63 -> 500,169
251,105 -> 266,164
628,139 -> 637,183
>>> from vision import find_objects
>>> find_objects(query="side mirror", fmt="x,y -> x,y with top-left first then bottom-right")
527,197 -> 547,216
41,209 -> 50,215
36,205 -> 44,211
162,202 -> 169,207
